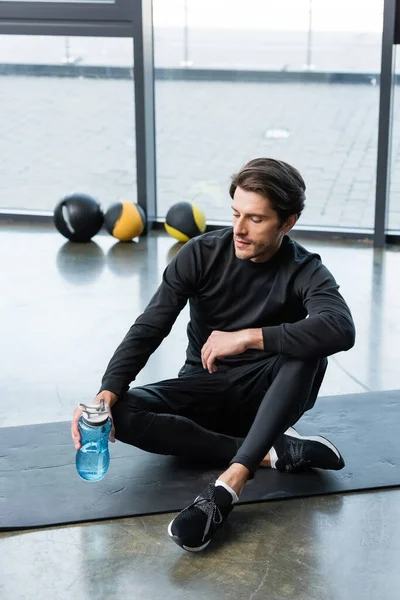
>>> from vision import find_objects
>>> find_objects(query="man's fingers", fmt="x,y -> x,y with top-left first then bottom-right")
109,417 -> 116,443
201,343 -> 210,369
201,342 -> 210,369
206,351 -> 217,373
71,401 -> 116,449
71,406 -> 82,449
204,348 -> 212,373
71,411 -> 80,437
201,340 -> 219,373
103,404 -> 116,443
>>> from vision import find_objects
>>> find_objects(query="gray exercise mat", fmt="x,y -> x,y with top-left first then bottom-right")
1,389 -> 399,531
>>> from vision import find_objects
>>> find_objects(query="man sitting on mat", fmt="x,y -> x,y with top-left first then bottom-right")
71,157 -> 356,552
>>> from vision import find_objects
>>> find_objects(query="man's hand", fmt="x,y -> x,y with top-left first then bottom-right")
71,390 -> 118,450
201,329 -> 263,373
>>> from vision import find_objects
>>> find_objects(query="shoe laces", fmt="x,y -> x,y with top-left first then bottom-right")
193,484 -> 224,542
285,438 -> 307,471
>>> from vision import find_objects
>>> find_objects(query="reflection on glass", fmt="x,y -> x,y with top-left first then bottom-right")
154,0 -> 383,229
0,36 -> 136,212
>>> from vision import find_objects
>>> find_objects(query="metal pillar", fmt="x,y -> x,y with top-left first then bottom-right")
132,0 -> 157,231
374,0 -> 397,247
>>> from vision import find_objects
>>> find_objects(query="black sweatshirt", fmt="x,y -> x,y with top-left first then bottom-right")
100,227 -> 356,396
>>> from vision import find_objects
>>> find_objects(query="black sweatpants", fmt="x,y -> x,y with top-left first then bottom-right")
111,355 -> 328,477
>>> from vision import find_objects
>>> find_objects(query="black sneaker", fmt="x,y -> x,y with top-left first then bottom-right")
168,483 -> 234,552
274,427 -> 345,472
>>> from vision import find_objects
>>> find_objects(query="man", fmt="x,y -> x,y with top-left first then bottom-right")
71,158 -> 355,552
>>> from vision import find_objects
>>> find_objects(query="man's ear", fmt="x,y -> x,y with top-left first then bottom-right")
282,214 -> 299,233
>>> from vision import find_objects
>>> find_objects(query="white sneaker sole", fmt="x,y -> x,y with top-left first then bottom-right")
286,426 -> 341,459
168,520 -> 211,552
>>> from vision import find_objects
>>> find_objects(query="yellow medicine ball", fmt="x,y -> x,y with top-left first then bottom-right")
164,201 -> 206,242
104,201 -> 146,241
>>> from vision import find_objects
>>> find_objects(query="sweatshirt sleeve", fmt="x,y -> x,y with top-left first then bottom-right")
99,240 -> 200,396
262,259 -> 356,358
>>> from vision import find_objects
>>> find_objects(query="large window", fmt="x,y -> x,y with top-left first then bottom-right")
154,0 -> 384,229
1,0 -> 398,239
0,35 -> 136,213
388,49 -> 400,232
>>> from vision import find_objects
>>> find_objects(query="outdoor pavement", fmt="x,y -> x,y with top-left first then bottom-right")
1,27 -> 400,229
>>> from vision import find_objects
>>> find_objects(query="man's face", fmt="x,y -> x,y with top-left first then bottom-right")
232,187 -> 296,263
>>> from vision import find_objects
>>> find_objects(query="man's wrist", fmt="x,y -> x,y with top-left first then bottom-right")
98,391 -> 119,408
245,328 -> 264,350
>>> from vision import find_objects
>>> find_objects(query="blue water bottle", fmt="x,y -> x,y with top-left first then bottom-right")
76,399 -> 112,482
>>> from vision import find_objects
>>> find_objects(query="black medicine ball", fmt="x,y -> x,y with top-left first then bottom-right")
165,201 -> 206,242
54,193 -> 104,243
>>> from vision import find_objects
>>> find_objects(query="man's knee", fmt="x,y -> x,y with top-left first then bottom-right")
316,356 -> 328,378
111,390 -> 155,444
280,357 -> 327,418
279,356 -> 327,378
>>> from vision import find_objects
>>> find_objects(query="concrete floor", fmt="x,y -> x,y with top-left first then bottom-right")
1,222 -> 400,599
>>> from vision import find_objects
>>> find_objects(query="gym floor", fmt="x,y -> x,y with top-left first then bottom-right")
1,221 -> 400,600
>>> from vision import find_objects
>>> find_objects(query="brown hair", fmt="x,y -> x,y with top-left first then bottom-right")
229,158 -> 306,223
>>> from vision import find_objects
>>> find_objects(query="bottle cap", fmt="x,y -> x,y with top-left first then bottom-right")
79,399 -> 109,426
